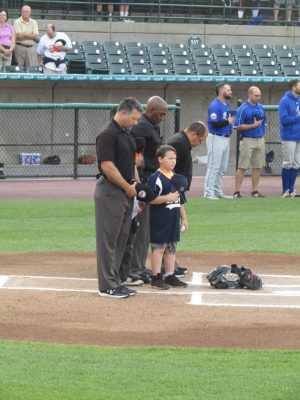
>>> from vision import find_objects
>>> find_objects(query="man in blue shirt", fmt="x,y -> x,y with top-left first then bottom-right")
204,82 -> 234,200
278,79 -> 300,198
233,86 -> 266,198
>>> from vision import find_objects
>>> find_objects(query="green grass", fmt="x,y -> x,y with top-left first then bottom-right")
1,341 -> 300,400
0,197 -> 299,254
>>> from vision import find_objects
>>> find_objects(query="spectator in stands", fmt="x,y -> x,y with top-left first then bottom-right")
273,0 -> 295,23
0,9 -> 15,67
37,24 -> 72,74
13,5 -> 39,68
237,0 -> 259,21
96,1 -> 114,21
233,86 -> 267,198
119,0 -> 134,22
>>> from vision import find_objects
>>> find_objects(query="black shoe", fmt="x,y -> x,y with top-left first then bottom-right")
139,272 -> 152,284
251,191 -> 265,198
151,273 -> 169,290
99,286 -> 130,298
233,191 -> 242,198
165,273 -> 188,288
176,266 -> 188,274
121,286 -> 137,296
174,268 -> 185,278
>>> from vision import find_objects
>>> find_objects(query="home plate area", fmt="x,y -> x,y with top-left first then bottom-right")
1,272 -> 300,309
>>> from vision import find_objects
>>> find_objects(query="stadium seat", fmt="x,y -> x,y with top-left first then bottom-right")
147,42 -> 167,52
65,48 -> 85,63
151,65 -> 173,75
103,41 -> 123,49
168,48 -> 190,58
273,44 -> 292,53
194,65 -> 216,75
275,49 -> 294,59
193,56 -> 214,69
236,57 -> 258,69
129,64 -> 151,74
189,43 -> 210,52
81,41 -> 100,47
147,47 -> 168,57
231,47 -> 253,59
105,47 -> 126,57
67,59 -> 86,74
125,41 -> 146,50
189,47 -> 211,58
252,44 -> 272,52
85,54 -> 108,73
70,41 -> 82,52
277,56 -> 298,68
26,66 -> 43,73
83,45 -> 106,58
149,55 -> 172,71
252,48 -> 274,59
210,48 -> 232,58
3,65 -> 25,73
125,47 -> 147,58
257,57 -> 280,70
239,67 -> 261,76
168,43 -> 188,52
282,66 -> 300,76
260,66 -> 282,76
108,64 -> 129,74
210,43 -> 231,51
214,55 -> 236,68
173,65 -> 195,75
217,65 -> 239,76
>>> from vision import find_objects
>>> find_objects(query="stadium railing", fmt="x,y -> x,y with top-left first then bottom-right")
5,1 -> 291,26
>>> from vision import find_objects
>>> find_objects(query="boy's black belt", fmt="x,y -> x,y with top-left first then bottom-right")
211,133 -> 230,138
16,43 -> 33,48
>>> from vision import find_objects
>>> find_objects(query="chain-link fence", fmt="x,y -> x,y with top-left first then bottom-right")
0,102 -> 180,178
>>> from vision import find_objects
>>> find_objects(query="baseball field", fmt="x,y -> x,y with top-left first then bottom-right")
1,176 -> 300,399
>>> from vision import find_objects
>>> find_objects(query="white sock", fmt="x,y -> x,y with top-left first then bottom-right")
238,10 -> 244,18
120,11 -> 124,17
165,272 -> 173,277
252,9 -> 258,18
125,12 -> 128,17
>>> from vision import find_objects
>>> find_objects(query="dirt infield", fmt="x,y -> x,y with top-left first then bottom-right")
0,177 -> 300,349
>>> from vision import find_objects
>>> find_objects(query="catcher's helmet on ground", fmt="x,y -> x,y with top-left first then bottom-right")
207,265 -> 242,289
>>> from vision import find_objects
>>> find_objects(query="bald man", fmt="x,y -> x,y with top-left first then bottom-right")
128,96 -> 168,284
14,5 -> 39,68
233,86 -> 267,198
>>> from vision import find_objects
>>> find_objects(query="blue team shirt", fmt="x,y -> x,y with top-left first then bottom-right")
279,91 -> 300,141
207,98 -> 232,135
234,101 -> 266,138
148,171 -> 186,244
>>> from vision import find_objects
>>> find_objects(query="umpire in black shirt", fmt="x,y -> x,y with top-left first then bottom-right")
95,97 -> 143,299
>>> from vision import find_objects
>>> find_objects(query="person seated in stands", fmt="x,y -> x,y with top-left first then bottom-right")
96,1 -> 114,21
237,0 -> 260,21
273,0 -> 295,23
37,24 -> 72,74
0,9 -> 15,67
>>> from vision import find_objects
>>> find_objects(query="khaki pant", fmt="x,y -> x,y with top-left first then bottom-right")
14,45 -> 37,68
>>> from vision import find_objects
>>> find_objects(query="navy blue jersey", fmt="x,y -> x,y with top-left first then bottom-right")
148,171 -> 185,244
207,98 -> 232,135
234,101 -> 266,138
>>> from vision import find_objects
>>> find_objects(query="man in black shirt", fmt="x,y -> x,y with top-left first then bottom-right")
95,97 -> 143,299
168,121 -> 208,190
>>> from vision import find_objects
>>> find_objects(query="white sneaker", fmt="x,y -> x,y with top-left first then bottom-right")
217,194 -> 233,199
281,190 -> 290,198
204,195 -> 220,200
122,277 -> 144,286
290,191 -> 297,198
